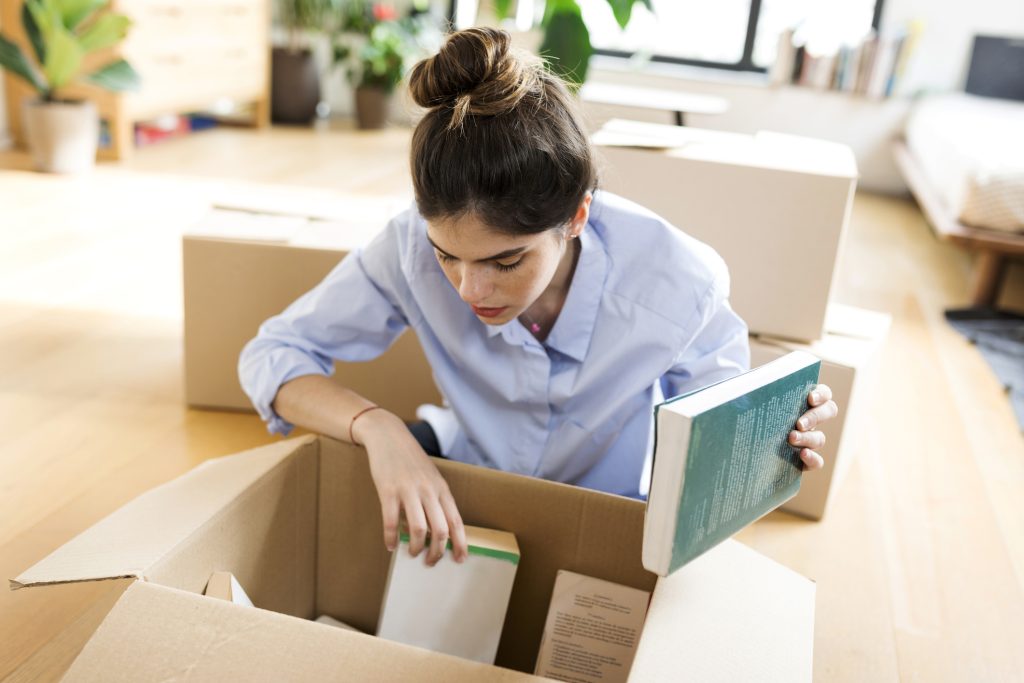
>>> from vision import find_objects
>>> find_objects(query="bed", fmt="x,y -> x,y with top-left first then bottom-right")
893,36 -> 1024,306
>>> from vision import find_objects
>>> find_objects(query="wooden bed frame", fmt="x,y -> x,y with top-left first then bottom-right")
893,139 -> 1024,306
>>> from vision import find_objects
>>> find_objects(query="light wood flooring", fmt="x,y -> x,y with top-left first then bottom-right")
1,123 -> 1022,681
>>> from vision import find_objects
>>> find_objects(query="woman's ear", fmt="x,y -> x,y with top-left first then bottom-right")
569,193 -> 593,237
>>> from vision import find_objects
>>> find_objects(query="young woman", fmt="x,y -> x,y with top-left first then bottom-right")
239,27 -> 838,568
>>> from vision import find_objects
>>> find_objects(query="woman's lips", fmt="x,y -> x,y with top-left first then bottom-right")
471,305 -> 508,318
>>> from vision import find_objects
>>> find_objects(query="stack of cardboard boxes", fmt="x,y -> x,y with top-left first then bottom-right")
593,119 -> 891,520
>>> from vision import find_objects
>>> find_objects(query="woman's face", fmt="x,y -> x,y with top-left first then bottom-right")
427,200 -> 588,326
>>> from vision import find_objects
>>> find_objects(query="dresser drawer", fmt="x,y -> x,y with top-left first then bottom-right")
118,0 -> 268,57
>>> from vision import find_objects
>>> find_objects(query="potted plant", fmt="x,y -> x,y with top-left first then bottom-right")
332,3 -> 434,129
272,0 -> 340,124
496,0 -> 652,87
0,0 -> 139,173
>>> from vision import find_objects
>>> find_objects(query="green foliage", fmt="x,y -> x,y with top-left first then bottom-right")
537,0 -> 652,87
85,57 -> 139,90
493,0 -> 514,20
0,0 -> 139,101
539,4 -> 591,87
0,32 -> 45,92
605,0 -> 652,30
331,5 -> 438,94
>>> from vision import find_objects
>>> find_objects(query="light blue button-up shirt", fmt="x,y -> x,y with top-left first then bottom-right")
239,190 -> 749,499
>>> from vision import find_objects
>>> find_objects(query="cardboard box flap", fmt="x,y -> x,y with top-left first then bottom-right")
629,539 -> 815,682
63,581 -> 540,682
594,118 -> 858,179
10,436 -> 316,591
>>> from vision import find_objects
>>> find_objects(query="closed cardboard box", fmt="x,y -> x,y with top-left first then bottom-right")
593,119 -> 858,343
183,199 -> 442,421
752,303 -> 891,520
12,436 -> 815,681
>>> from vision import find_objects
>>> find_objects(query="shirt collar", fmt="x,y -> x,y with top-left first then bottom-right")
543,226 -> 607,362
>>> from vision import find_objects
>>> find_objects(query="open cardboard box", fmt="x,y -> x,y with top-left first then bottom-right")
593,118 -> 858,343
12,436 -> 815,681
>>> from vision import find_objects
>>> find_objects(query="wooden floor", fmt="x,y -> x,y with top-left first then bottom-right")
1,123 -> 1023,681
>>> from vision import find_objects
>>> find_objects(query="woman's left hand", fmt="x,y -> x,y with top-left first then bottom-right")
789,384 -> 839,471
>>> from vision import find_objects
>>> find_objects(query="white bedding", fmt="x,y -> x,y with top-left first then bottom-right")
905,93 -> 1024,234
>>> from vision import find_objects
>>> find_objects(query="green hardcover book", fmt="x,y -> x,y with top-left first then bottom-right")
643,350 -> 821,576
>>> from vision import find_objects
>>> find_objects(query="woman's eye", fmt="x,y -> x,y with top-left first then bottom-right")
494,258 -> 523,272
435,251 -> 455,263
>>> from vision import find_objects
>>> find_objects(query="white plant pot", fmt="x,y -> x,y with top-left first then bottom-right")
22,99 -> 100,174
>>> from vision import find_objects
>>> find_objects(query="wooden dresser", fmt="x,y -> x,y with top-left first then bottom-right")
1,0 -> 271,160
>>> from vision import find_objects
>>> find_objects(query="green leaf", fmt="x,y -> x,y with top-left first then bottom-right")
85,57 -> 139,91
77,12 -> 130,53
539,6 -> 591,87
541,0 -> 580,27
605,0 -> 652,30
21,2 -> 46,65
494,0 -> 513,21
42,21 -> 82,89
56,0 -> 107,30
0,32 -> 47,94
25,0 -> 54,37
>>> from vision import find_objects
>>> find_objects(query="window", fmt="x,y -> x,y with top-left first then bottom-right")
580,0 -> 885,72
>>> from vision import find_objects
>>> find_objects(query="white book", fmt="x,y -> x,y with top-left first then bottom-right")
377,526 -> 520,664
534,571 -> 650,683
203,571 -> 254,608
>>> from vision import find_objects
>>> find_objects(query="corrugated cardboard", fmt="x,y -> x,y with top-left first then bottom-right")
593,118 -> 859,343
751,303 -> 891,520
183,210 -> 442,420
13,436 -> 815,681
204,571 -> 255,607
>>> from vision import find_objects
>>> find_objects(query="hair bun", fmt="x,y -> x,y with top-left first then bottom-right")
409,27 -> 542,129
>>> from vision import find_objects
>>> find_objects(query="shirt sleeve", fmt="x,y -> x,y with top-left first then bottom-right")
238,216 -> 415,435
660,265 -> 751,400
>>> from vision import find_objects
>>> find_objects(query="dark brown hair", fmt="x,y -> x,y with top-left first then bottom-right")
408,27 -> 597,236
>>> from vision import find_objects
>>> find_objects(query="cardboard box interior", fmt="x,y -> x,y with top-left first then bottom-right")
13,436 -> 815,682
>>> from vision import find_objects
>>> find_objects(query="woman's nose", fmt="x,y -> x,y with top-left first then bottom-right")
458,266 -> 492,304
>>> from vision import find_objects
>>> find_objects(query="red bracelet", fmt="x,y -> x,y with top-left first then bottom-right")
349,405 -> 382,446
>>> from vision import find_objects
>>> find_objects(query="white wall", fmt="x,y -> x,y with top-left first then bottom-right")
582,0 -> 1024,195
884,0 -> 1024,94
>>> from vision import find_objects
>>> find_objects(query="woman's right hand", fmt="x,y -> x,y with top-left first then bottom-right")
353,408 -> 468,566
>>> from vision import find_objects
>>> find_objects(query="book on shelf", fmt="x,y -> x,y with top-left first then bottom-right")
771,23 -> 919,98
642,350 -> 821,577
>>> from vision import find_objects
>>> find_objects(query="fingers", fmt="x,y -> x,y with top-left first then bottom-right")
441,492 -> 468,564
796,399 -> 838,431
380,494 -> 400,553
807,384 -> 833,407
422,495 -> 449,567
799,448 -> 824,470
403,494 -> 429,558
789,429 -> 826,451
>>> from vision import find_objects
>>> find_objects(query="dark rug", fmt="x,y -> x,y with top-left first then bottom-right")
945,307 -> 1024,431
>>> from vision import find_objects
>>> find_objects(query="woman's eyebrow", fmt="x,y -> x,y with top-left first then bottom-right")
426,235 -> 527,262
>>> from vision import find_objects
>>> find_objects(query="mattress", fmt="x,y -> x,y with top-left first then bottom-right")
905,93 -> 1024,233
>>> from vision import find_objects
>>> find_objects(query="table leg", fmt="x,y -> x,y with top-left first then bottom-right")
971,249 -> 1006,307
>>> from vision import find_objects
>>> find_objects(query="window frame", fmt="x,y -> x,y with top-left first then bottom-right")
592,0 -> 886,73
447,0 -> 887,74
